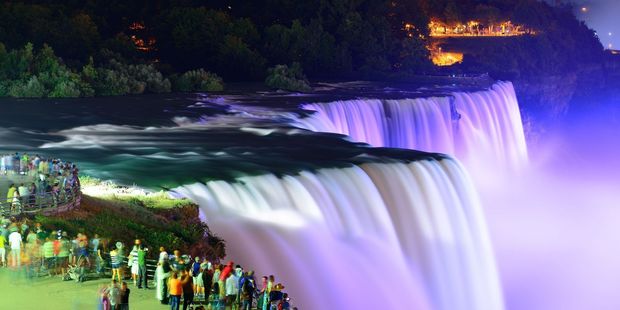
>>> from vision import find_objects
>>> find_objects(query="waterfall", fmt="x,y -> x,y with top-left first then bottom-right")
174,157 -> 503,310
297,82 -> 528,171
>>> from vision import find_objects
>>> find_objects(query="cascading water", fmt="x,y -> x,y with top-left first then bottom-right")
296,81 -> 528,171
3,84 -> 510,309
174,157 -> 503,310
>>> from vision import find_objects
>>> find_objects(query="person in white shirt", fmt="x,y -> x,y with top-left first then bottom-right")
158,246 -> 168,262
226,270 -> 240,308
8,230 -> 22,267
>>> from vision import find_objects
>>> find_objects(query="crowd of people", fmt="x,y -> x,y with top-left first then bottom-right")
0,152 -> 80,215
100,241 -> 295,310
151,251 -> 293,310
0,217 -> 92,275
0,216 -> 294,310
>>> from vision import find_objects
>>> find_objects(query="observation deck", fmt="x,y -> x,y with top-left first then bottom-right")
0,154 -> 81,217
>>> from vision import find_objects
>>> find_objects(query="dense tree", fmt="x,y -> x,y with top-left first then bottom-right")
0,0 -> 606,86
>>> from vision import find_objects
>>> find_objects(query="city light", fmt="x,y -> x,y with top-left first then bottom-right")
581,7 -> 588,13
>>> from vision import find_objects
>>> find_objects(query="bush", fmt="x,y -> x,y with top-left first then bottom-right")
38,67 -> 84,98
34,195 -> 225,259
265,63 -> 311,92
0,81 -> 8,97
92,55 -> 171,96
174,69 -> 224,92
93,67 -> 130,96
8,76 -> 46,98
126,63 -> 171,93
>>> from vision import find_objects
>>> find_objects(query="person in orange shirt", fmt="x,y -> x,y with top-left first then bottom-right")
168,272 -> 183,310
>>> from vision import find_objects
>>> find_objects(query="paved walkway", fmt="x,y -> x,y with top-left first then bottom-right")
0,268 -> 163,309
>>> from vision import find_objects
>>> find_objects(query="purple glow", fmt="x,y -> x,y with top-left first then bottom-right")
298,82 -> 528,172
175,159 -> 503,310
174,83 -> 618,310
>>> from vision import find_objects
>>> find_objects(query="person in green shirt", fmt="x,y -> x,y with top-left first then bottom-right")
42,238 -> 55,276
58,237 -> 70,276
137,245 -> 149,289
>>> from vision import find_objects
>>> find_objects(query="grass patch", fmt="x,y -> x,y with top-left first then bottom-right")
33,194 -> 224,259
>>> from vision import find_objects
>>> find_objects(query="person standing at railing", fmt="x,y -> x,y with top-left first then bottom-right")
20,154 -> 28,175
110,246 -> 122,282
18,183 -> 29,209
51,182 -> 60,208
91,234 -> 101,273
28,183 -> 37,208
129,243 -> 139,286
137,244 -> 149,289
12,153 -> 19,175
96,237 -> 107,276
6,184 -> 16,209
11,188 -> 20,214
1,154 -> 6,174
5,154 -> 13,175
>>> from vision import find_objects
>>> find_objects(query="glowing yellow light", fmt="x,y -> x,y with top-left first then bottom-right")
429,20 -> 530,37
431,50 -> 464,66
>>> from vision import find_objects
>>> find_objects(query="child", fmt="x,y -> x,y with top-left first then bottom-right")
108,280 -> 121,310
120,281 -> 130,310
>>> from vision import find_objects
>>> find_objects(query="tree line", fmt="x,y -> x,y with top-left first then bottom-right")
0,0 -> 606,91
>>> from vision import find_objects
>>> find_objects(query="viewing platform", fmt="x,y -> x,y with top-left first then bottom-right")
0,153 -> 80,217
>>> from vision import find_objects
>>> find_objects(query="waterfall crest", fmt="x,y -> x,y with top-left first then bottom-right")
297,82 -> 528,170
175,157 -> 503,310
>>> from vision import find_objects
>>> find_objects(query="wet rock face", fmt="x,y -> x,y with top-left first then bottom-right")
513,74 -> 578,117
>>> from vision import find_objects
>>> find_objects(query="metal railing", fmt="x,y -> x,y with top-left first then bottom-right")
0,186 -> 81,217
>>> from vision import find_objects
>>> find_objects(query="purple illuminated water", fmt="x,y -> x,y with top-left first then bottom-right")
175,158 -> 503,310
298,82 -> 528,171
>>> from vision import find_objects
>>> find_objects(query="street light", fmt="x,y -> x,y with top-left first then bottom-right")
581,7 -> 588,13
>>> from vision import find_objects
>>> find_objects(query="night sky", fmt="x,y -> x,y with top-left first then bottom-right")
569,0 -> 620,49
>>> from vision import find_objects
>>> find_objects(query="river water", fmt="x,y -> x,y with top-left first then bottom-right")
0,80 -> 617,310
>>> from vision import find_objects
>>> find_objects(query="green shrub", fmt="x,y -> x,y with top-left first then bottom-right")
265,62 -> 311,92
8,76 -> 46,98
125,63 -> 171,93
49,80 -> 81,97
93,56 -> 171,95
93,67 -> 130,96
38,67 -> 83,98
0,81 -> 8,97
174,69 -> 224,92
34,195 -> 225,259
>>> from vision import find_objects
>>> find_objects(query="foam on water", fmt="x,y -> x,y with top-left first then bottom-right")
174,158 -> 503,310
296,81 -> 528,171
